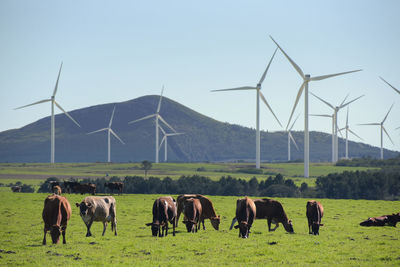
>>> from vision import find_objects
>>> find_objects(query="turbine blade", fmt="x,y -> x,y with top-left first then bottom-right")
167,132 -> 184,137
345,106 -> 349,126
339,93 -> 349,107
348,128 -> 363,140
358,123 -> 380,126
310,69 -> 362,81
157,86 -> 164,113
288,113 -> 300,131
269,36 -> 305,79
310,114 -> 332,118
159,136 -> 166,150
382,103 -> 394,124
14,99 -> 51,110
380,76 -> 400,95
52,62 -> 63,97
286,82 -> 306,129
288,132 -> 299,151
158,125 -> 166,135
109,106 -> 116,128
110,128 -> 125,144
211,86 -> 257,92
54,101 -> 81,127
258,48 -> 278,85
158,115 -> 176,133
128,114 -> 156,124
340,95 -> 364,109
87,128 -> 108,135
310,92 -> 334,109
382,126 -> 394,145
336,121 -> 343,138
396,126 -> 400,130
259,91 -> 282,127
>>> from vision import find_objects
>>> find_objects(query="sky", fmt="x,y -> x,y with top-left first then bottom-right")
1,0 -> 399,154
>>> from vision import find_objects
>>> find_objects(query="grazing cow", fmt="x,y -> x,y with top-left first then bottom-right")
11,186 -> 21,192
146,196 -> 177,237
230,198 -> 294,233
75,196 -> 117,237
53,185 -> 62,195
63,180 -> 80,194
48,181 -> 60,190
306,200 -> 324,235
234,197 -> 256,238
42,194 -> 72,245
176,194 -> 220,230
104,182 -> 124,195
73,183 -> 96,195
182,198 -> 202,233
360,213 -> 400,227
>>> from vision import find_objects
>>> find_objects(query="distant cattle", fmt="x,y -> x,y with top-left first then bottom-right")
48,181 -> 60,190
182,198 -> 202,233
230,198 -> 294,233
53,185 -> 62,195
306,200 -> 324,235
11,186 -> 21,192
104,182 -> 124,194
360,213 -> 400,227
234,197 -> 256,238
63,181 -> 80,194
177,194 -> 220,230
73,183 -> 96,195
42,194 -> 72,245
75,196 -> 117,237
146,196 -> 177,237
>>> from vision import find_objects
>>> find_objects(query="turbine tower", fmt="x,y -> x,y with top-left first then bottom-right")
310,92 -> 364,162
339,107 -> 363,159
286,114 -> 300,161
87,106 -> 125,163
310,113 -> 335,163
14,63 -> 81,163
380,77 -> 400,95
159,125 -> 184,162
359,104 -> 394,160
211,48 -> 282,169
128,87 -> 176,163
270,36 -> 361,177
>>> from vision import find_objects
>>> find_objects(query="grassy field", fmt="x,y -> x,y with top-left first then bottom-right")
0,191 -> 399,266
0,162 -> 378,188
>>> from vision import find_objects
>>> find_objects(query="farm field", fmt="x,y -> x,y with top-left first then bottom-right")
0,162 -> 378,188
0,191 -> 399,266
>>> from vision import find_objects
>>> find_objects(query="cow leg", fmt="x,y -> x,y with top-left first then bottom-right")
202,219 -> 206,230
172,218 -> 176,236
112,218 -> 117,236
62,226 -> 67,244
267,219 -> 273,231
86,219 -> 94,237
229,217 -> 238,230
308,219 -> 312,234
271,223 -> 279,231
102,222 -> 108,236
42,228 -> 47,245
165,222 -> 169,236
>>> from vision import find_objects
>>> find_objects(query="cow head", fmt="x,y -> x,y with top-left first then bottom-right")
75,202 -> 92,217
234,221 -> 249,238
183,220 -> 196,233
145,222 -> 160,237
284,219 -> 294,233
50,224 -> 61,244
210,216 -> 221,230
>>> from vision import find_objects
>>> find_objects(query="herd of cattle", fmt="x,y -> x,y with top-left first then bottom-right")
38,185 -> 400,244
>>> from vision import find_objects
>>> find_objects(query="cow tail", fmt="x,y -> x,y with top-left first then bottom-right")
56,197 -> 62,227
316,204 -> 320,224
110,203 -> 116,232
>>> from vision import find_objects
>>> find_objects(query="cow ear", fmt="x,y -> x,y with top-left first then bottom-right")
145,223 -> 152,226
75,203 -> 80,207
87,203 -> 92,207
234,225 -> 239,229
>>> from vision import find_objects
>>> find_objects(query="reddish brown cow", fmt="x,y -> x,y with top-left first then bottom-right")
146,196 -> 177,237
230,198 -> 294,233
234,197 -> 256,238
104,182 -> 124,194
360,213 -> 400,227
306,200 -> 324,235
177,194 -> 220,230
182,198 -> 202,233
42,194 -> 72,245
73,183 -> 96,195
53,185 -> 62,195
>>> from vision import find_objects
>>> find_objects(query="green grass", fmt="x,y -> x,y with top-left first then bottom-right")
0,191 -> 399,266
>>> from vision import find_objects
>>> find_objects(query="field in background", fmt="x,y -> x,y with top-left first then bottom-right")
0,192 -> 399,266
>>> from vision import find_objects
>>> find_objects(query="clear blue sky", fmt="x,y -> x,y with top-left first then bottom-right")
1,0 -> 399,154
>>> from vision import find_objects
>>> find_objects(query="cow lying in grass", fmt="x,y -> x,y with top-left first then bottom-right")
360,213 -> 400,227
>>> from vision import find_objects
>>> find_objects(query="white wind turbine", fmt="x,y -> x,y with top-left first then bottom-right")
211,48 -> 282,169
14,63 -> 81,163
158,125 -> 184,162
310,92 -> 364,162
270,36 -> 361,177
286,114 -> 300,161
87,106 -> 125,163
310,113 -> 335,163
128,87 -> 176,163
359,104 -> 394,160
380,77 -> 400,95
339,107 -> 363,159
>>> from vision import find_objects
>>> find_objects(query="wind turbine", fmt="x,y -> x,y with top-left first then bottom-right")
359,104 -> 394,160
286,114 -> 300,161
128,87 -> 176,163
380,77 -> 400,95
270,36 -> 361,177
87,106 -> 125,163
158,125 -> 184,162
211,48 -> 282,169
14,63 -> 81,163
339,107 -> 363,159
310,113 -> 335,163
310,92 -> 364,162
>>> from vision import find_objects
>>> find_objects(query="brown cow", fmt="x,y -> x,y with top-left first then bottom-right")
11,186 -> 21,192
176,194 -> 220,230
182,198 -> 202,233
53,185 -> 62,195
42,194 -> 72,245
306,200 -> 324,235
74,183 -> 96,195
234,197 -> 256,238
146,196 -> 177,237
230,198 -> 294,233
104,182 -> 124,195
360,213 -> 400,227
63,180 -> 80,194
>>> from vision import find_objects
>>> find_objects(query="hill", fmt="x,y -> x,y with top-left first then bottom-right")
0,95 -> 398,162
